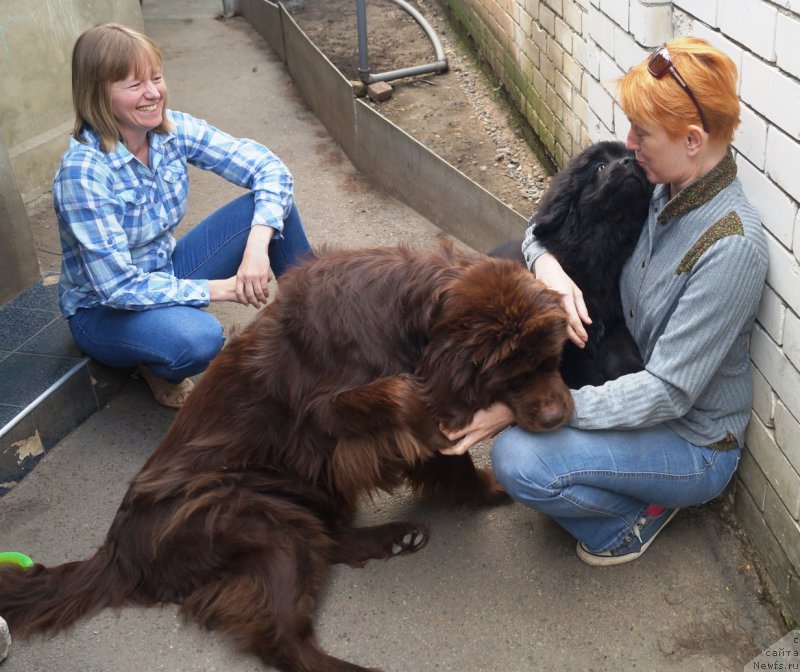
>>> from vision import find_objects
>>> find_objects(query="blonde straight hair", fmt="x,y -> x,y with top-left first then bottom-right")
71,23 -> 172,153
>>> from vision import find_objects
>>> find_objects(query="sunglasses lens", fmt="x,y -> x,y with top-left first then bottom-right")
645,46 -> 709,132
648,49 -> 670,77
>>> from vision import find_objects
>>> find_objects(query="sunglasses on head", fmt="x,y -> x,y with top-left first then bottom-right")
648,46 -> 710,133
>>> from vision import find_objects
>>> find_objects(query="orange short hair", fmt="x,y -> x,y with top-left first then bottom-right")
617,36 -> 740,144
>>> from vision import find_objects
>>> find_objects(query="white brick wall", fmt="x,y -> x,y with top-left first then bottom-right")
735,103 -> 768,169
718,0 -> 777,60
751,326 -> 800,444
673,0 -> 718,27
765,128 -> 800,202
741,53 -> 800,144
736,156 -> 796,247
758,285 -> 786,346
776,12 -> 800,77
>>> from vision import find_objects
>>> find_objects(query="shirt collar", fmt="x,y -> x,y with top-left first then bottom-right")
72,115 -> 176,170
148,121 -> 176,172
657,148 -> 737,225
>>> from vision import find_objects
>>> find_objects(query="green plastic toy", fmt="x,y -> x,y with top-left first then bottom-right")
0,552 -> 34,568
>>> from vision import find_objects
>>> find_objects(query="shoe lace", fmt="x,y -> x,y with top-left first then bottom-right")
625,516 -> 647,544
634,516 -> 647,542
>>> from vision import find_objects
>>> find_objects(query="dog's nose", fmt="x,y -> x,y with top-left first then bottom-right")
538,401 -> 569,429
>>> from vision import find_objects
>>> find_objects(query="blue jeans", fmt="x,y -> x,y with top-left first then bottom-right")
68,193 -> 311,382
491,423 -> 740,553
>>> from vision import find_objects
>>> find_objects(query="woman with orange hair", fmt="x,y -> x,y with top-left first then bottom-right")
444,37 -> 768,565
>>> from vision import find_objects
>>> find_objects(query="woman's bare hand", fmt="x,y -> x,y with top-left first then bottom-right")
534,253 -> 590,347
439,402 -> 514,455
235,225 -> 275,307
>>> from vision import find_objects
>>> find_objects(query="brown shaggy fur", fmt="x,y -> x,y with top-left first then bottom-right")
0,243 -> 572,672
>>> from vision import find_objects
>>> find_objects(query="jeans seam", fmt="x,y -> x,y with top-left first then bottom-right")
548,465 -> 710,489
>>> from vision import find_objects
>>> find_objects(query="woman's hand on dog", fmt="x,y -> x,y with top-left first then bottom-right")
534,253 -> 591,347
439,402 -> 514,455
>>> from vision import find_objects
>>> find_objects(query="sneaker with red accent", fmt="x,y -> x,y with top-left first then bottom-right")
576,508 -> 680,566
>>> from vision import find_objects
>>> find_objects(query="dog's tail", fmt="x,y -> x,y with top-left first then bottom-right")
0,545 -> 129,638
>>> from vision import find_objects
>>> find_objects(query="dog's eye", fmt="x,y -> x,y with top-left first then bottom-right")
597,163 -> 607,172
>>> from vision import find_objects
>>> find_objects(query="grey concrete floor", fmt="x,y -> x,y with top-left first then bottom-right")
0,1 -> 789,670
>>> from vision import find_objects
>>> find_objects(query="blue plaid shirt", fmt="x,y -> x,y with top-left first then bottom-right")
55,109 -> 294,317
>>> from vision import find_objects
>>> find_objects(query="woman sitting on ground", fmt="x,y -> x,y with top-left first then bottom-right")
56,23 -> 312,408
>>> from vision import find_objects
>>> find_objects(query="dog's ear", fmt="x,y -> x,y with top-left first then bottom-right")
532,167 -> 582,238
417,259 -> 569,394
473,292 -> 569,375
534,145 -> 621,238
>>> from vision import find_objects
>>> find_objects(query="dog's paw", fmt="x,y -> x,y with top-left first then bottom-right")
390,524 -> 429,556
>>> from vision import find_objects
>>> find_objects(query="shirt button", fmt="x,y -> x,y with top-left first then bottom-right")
629,310 -> 634,318
641,260 -> 646,268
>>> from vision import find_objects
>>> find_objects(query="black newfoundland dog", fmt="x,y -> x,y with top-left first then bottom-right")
0,243 -> 573,672
492,140 -> 654,388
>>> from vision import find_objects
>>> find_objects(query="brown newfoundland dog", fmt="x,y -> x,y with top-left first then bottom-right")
0,243 -> 572,672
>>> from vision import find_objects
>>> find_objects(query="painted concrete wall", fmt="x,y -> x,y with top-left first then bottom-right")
0,0 -> 144,204
0,0 -> 143,305
444,0 -> 800,623
0,136 -> 39,306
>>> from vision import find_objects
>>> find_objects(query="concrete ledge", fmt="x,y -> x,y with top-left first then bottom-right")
239,0 -> 526,252
279,6 -> 359,163
0,279 -> 131,494
239,0 -> 285,62
0,358 -> 129,495
353,101 -> 524,250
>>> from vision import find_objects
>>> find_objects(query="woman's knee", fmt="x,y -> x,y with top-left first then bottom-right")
271,203 -> 312,277
165,312 -> 224,373
491,427 -> 555,498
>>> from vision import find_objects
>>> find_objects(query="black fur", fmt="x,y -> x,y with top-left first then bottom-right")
490,141 -> 654,388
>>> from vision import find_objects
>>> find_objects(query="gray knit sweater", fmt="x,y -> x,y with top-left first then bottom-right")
522,151 -> 768,448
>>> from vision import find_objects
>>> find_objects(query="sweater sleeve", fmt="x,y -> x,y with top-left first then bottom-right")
521,215 -> 547,272
569,233 -> 766,430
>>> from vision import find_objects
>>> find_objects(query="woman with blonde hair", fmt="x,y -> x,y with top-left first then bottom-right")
56,23 -> 312,408
443,37 -> 768,565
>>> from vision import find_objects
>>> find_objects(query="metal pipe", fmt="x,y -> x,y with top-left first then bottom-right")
356,0 -> 371,83
355,0 -> 448,85
221,0 -> 239,18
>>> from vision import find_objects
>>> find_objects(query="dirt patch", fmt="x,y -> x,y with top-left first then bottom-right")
282,0 -> 552,220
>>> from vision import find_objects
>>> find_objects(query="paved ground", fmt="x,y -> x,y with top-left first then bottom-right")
0,1 -> 789,670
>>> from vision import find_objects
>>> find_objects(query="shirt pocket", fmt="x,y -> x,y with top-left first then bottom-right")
115,188 -> 165,249
158,161 -> 189,222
